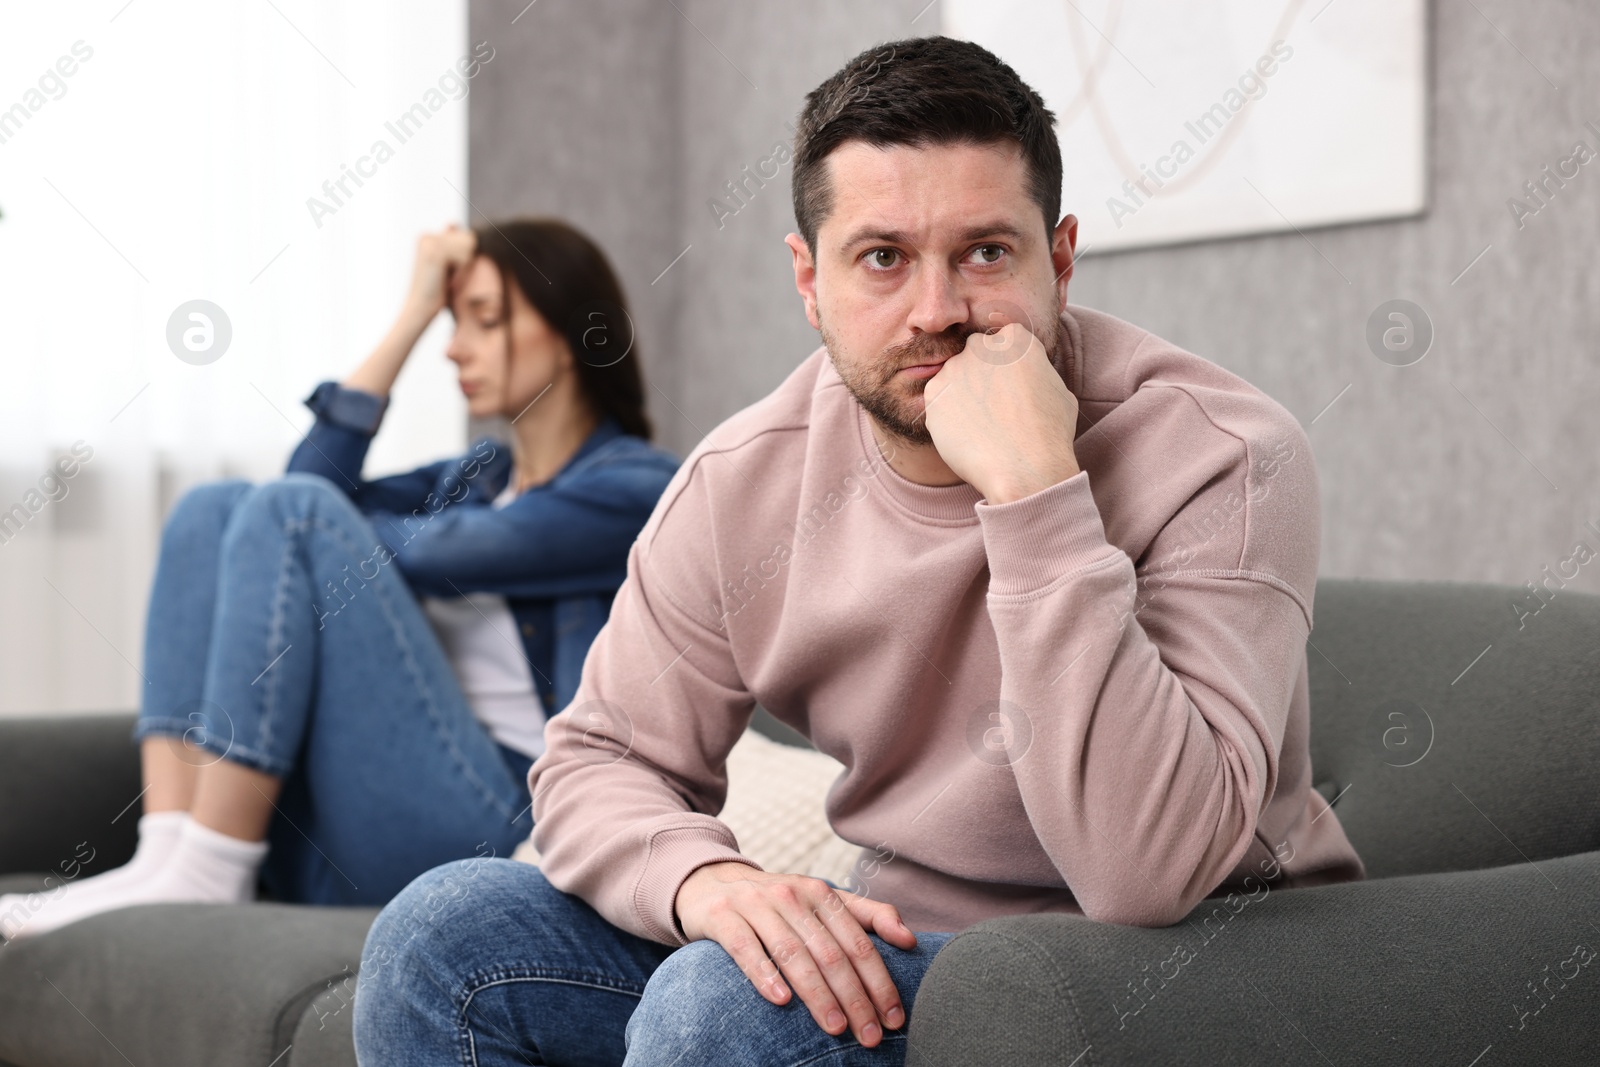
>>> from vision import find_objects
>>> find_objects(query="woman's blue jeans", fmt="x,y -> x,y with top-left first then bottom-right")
131,474 -> 534,906
353,859 -> 956,1066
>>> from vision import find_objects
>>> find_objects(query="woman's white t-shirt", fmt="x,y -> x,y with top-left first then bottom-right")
419,482 -> 547,760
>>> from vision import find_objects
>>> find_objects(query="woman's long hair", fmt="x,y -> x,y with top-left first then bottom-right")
471,218 -> 654,440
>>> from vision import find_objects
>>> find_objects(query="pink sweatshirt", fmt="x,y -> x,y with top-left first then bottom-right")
527,302 -> 1366,945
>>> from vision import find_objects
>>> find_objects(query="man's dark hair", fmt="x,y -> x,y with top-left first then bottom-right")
791,35 -> 1062,259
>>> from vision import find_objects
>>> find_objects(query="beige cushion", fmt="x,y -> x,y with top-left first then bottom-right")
512,730 -> 862,886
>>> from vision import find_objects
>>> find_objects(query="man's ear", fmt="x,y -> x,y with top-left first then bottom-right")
1050,213 -> 1078,309
785,232 -> 820,330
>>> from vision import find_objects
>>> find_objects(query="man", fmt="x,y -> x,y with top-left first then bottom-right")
354,34 -> 1364,1067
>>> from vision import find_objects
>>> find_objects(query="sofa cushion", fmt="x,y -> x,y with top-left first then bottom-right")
0,896 -> 374,1067
0,714 -> 140,880
289,981 -> 361,1067
907,848 -> 1600,1065
1305,579 -> 1600,878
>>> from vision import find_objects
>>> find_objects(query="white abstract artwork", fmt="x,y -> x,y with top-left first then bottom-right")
942,0 -> 1429,252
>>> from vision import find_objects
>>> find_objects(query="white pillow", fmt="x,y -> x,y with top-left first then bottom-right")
512,728 -> 862,887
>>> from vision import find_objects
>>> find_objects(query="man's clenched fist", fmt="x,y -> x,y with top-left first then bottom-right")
923,322 -> 1081,505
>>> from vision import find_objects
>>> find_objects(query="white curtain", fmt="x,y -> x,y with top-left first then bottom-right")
0,0 -> 471,714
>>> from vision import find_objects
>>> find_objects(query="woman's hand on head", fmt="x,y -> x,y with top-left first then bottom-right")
343,224 -> 477,399
404,224 -> 478,324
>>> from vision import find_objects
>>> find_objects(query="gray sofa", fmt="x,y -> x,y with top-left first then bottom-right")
3,577 -> 1598,1065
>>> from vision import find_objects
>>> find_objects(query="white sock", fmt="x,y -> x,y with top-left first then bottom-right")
0,810 -> 187,941
122,816 -> 269,906
0,816 -> 267,941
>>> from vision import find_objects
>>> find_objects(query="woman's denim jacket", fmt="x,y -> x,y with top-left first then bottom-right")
287,380 -> 679,718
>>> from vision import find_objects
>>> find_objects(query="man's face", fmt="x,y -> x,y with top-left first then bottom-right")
789,140 -> 1076,446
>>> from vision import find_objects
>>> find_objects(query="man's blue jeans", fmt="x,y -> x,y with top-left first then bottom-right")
353,858 -> 955,1066
130,475 -> 535,906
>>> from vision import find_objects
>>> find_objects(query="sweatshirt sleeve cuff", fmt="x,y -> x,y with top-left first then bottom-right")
304,381 -> 389,435
974,469 -> 1122,597
634,825 -> 762,946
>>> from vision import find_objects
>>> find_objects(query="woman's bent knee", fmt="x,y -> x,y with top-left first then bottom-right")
163,478 -> 254,539
242,473 -> 358,521
220,473 -> 372,550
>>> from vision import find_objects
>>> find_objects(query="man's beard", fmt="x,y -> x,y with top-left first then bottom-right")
820,309 -> 1067,447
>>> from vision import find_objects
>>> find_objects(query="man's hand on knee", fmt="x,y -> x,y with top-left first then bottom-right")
674,861 -> 917,1048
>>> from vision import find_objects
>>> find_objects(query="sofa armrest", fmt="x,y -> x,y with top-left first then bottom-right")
907,850 -> 1600,1065
0,713 -> 141,878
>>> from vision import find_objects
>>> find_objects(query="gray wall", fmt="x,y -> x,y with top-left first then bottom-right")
469,0 -> 1600,589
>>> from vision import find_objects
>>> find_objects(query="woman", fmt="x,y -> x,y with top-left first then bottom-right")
0,219 -> 678,939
